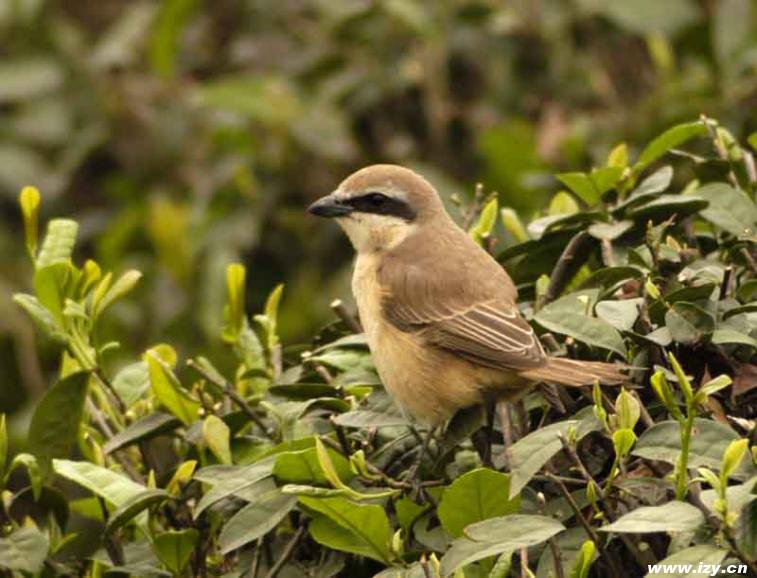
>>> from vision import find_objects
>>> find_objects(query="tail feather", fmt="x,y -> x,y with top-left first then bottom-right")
521,357 -> 627,386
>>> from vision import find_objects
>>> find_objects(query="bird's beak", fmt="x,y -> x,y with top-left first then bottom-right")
307,194 -> 352,218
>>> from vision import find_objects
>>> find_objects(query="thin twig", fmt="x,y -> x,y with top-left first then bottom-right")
186,359 -> 271,437
86,398 -> 143,482
264,524 -> 306,578
330,299 -> 362,333
540,230 -> 592,307
537,493 -> 565,578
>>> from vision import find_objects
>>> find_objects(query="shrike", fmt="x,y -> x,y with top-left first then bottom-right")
308,165 -> 626,424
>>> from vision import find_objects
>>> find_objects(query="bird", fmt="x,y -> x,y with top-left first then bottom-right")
308,164 -> 626,425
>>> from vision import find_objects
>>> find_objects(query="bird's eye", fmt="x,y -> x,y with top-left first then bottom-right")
364,192 -> 388,205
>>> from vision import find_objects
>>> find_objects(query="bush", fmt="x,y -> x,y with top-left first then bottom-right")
4,118 -> 757,577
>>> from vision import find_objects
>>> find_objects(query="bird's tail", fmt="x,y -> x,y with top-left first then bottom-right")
521,358 -> 627,386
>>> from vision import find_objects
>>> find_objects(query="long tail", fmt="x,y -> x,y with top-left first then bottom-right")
520,357 -> 627,386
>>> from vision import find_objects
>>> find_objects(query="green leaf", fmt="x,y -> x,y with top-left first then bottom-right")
614,389 -> 640,430
711,329 -> 757,348
500,208 -> 529,243
192,460 -> 275,517
665,302 -> 715,345
33,262 -> 70,324
696,374 -> 732,400
28,371 -> 90,474
149,0 -> 198,78
627,194 -> 708,222
534,293 -> 626,356
0,415 -> 6,481
722,439 -> 749,481
0,525 -> 49,574
643,544 -> 728,578
440,515 -> 564,577
595,298 -> 643,332
153,529 -> 199,575
52,459 -> 147,507
106,489 -> 170,534
437,468 -> 520,537
568,540 -> 596,578
36,218 -> 78,267
555,168 -> 622,206
18,185 -> 40,257
612,428 -> 636,458
6,454 -> 42,500
633,419 -> 755,480
600,502 -> 704,533
299,496 -> 393,563
92,270 -> 142,319
508,409 -> 601,497
696,183 -> 757,237
635,122 -> 708,170
223,263 -> 246,341
112,361 -> 150,407
274,447 -> 354,486
218,489 -> 296,553
144,348 -> 200,426
469,198 -> 499,244
12,294 -> 67,343
202,415 -> 232,465
103,411 -> 180,454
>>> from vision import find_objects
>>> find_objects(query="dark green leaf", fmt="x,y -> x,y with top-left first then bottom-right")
218,489 -> 296,553
28,371 -> 90,474
106,489 -> 170,534
103,411 -> 180,454
153,529 -> 199,575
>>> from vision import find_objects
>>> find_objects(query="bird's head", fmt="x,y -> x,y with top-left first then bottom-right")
308,164 -> 446,253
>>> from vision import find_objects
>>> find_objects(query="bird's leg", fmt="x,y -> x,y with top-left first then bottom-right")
497,401 -> 515,471
402,425 -> 437,500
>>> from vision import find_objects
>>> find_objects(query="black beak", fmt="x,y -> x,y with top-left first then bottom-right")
307,195 -> 352,218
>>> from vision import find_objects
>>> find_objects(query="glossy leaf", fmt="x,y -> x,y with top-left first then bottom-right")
437,468 -> 519,537
600,502 -> 704,533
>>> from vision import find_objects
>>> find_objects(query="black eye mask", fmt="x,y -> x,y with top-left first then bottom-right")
344,192 -> 416,221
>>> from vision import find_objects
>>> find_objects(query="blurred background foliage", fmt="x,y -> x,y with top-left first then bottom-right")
1,0 -> 756,425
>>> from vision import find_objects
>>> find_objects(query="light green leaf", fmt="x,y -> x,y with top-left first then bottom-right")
144,349 -> 200,426
635,122 -> 708,170
274,447 -> 354,486
600,502 -> 704,533
595,299 -> 643,332
218,489 -> 296,553
440,515 -> 564,577
722,439 -> 749,480
299,496 -> 393,563
12,293 -> 67,343
202,415 -> 232,465
18,185 -> 40,257
711,329 -> 757,348
469,198 -> 499,244
437,468 -> 520,537
53,459 -> 146,507
93,270 -> 142,319
36,218 -> 78,267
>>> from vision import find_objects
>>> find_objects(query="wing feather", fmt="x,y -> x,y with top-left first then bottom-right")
378,228 -> 547,371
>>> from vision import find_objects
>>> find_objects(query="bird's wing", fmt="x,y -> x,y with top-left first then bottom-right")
378,232 -> 546,371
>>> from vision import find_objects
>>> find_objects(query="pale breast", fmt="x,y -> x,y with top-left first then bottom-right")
351,254 -> 506,423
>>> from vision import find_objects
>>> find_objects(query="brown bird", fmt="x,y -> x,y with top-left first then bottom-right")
308,165 -> 626,425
